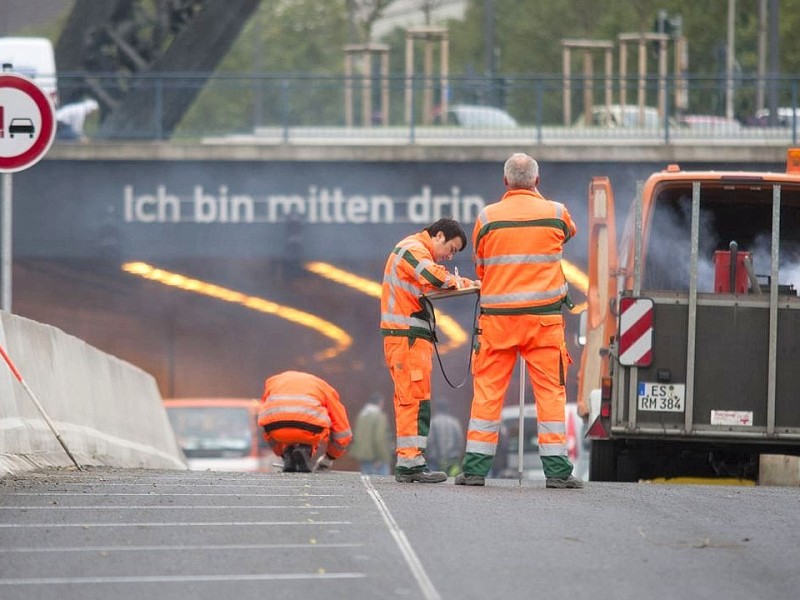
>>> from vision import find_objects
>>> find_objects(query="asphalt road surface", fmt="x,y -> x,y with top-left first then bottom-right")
0,467 -> 798,600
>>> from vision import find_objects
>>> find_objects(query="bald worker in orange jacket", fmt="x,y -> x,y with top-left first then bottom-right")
456,153 -> 584,489
381,218 -> 475,483
258,370 -> 352,473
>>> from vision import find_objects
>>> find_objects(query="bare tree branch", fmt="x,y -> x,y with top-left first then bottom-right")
351,0 -> 395,42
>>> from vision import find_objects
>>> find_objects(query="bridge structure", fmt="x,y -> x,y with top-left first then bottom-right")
4,139 -> 791,449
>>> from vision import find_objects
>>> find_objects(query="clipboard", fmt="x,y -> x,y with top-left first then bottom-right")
421,286 -> 480,301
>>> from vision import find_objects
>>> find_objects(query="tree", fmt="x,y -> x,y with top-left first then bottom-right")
441,0 -> 800,123
349,0 -> 396,42
176,0 -> 800,133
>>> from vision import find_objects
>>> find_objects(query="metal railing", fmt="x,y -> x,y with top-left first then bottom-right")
55,72 -> 800,145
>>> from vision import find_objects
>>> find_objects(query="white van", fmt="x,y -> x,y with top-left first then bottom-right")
0,37 -> 58,107
164,398 -> 277,473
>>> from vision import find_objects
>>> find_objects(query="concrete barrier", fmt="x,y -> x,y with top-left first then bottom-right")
759,454 -> 800,487
0,311 -> 186,474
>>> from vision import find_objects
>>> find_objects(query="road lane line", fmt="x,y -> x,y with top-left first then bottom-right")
0,542 -> 362,553
361,475 -> 441,600
0,520 -> 351,528
0,492 -> 343,497
21,482 -> 346,487
0,572 -> 367,585
0,504 -> 347,510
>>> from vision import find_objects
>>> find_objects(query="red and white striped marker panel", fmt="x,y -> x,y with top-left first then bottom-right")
618,297 -> 654,367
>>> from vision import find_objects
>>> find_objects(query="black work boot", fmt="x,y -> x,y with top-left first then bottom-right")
282,445 -> 297,472
292,445 -> 313,473
545,474 -> 585,489
395,468 -> 447,483
454,473 -> 485,486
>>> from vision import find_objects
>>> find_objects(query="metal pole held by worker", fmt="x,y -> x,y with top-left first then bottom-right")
518,354 -> 525,485
0,342 -> 82,470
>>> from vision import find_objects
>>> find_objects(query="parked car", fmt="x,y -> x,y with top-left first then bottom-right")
434,104 -> 518,128
677,114 -> 742,133
573,104 -> 668,128
749,107 -> 800,127
495,402 -> 590,481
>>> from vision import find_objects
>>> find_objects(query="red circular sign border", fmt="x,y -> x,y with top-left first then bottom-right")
0,73 -> 56,172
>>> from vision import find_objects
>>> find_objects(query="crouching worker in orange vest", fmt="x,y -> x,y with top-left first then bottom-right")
258,370 -> 353,473
381,218 -> 477,483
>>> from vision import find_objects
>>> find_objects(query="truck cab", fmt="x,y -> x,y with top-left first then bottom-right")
0,37 -> 58,108
579,149 -> 800,481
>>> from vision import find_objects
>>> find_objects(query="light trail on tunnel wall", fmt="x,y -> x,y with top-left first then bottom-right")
304,261 -> 469,354
115,257 -> 585,360
121,262 -> 352,360
304,260 -> 590,346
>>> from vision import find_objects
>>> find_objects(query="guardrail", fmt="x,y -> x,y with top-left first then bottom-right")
55,72 -> 800,145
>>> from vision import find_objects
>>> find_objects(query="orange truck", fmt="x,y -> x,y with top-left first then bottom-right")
578,149 -> 800,481
164,398 -> 276,472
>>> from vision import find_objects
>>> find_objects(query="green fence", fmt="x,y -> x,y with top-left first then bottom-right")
55,72 -> 800,144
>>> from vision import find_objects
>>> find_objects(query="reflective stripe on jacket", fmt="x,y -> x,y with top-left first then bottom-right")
380,230 -> 459,339
258,370 -> 353,459
473,189 -> 577,315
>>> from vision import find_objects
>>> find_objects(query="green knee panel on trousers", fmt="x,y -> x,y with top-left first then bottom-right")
541,455 -> 573,479
462,452 -> 494,476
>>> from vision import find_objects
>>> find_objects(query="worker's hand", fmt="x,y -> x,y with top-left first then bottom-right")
314,454 -> 334,472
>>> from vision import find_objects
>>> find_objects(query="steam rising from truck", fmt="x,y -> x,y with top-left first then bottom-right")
640,184 -> 800,295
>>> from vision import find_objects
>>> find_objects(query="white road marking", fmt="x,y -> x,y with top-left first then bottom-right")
0,472 -> 383,589
0,504 -> 347,510
27,481 -> 344,488
0,542 -> 362,553
0,572 -> 367,585
0,520 -> 351,528
1,492 -> 343,497
361,475 -> 442,600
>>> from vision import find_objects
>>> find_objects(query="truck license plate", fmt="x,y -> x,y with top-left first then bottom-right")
637,382 -> 685,412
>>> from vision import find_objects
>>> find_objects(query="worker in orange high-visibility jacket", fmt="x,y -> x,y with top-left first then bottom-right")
381,218 -> 476,483
455,153 -> 584,489
258,370 -> 352,473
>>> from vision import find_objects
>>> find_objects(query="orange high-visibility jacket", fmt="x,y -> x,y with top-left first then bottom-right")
258,370 -> 353,459
473,189 -> 577,315
380,230 -> 460,340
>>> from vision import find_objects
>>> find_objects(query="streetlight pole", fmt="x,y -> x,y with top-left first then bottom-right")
485,0 -> 495,105
725,0 -> 736,119
767,0 -> 780,125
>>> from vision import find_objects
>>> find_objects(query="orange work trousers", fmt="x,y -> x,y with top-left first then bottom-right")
463,313 -> 573,478
383,336 -> 432,473
263,426 -> 329,459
